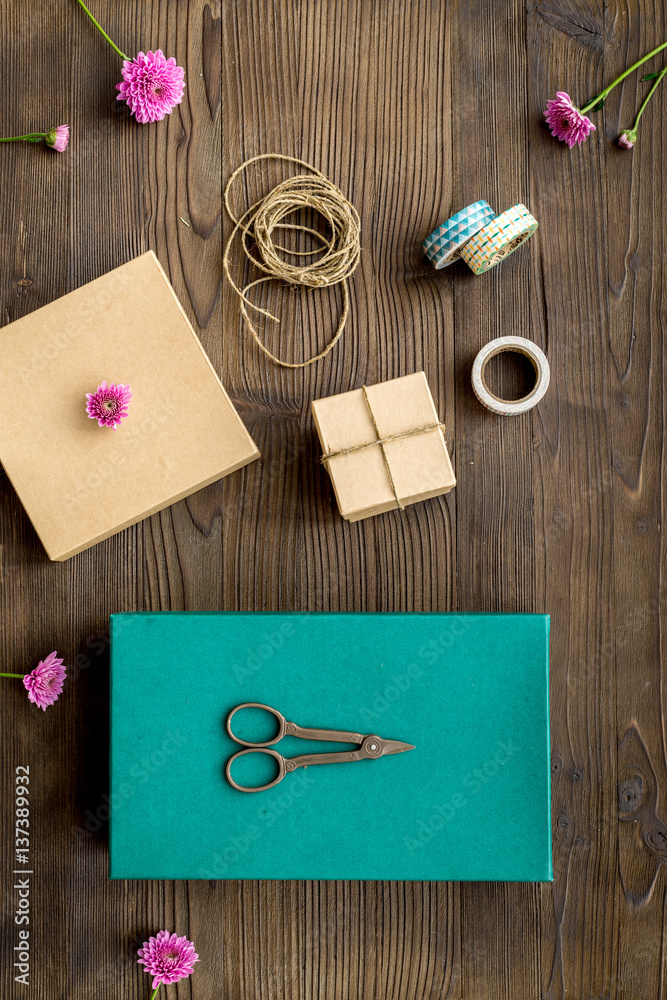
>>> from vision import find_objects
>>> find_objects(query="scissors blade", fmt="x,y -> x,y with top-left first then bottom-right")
381,740 -> 415,755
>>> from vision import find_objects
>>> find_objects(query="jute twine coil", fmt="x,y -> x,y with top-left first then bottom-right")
223,153 -> 361,368
320,386 -> 447,510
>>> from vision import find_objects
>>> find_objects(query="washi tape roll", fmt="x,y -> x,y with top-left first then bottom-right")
471,335 -> 550,415
460,204 -> 538,275
422,200 -> 496,269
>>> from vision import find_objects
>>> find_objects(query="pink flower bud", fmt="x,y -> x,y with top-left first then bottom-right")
618,129 -> 637,149
45,125 -> 70,151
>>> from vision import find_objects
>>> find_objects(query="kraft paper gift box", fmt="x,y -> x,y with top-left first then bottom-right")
311,372 -> 455,521
0,252 -> 259,560
109,611 -> 552,881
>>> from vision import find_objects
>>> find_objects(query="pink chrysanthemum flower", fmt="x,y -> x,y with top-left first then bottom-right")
116,50 -> 185,124
22,651 -> 67,711
45,125 -> 70,152
137,931 -> 199,990
544,91 -> 596,148
86,381 -> 132,429
618,129 -> 637,149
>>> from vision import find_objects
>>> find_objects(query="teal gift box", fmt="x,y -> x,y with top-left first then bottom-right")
109,612 -> 552,881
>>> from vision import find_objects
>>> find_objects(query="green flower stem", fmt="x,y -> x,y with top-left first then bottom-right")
0,672 -> 27,678
150,988 -> 160,1000
75,0 -> 128,61
580,39 -> 667,113
631,63 -> 667,129
0,134 -> 47,143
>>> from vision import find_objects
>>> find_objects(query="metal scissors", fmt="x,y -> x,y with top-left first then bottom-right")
225,702 -> 415,793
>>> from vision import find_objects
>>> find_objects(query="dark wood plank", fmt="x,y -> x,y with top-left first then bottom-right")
216,3 -> 460,997
527,2 -> 667,999
451,3 -> 545,998
603,3 -> 667,998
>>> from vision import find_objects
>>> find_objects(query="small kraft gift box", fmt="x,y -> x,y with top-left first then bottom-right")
0,252 -> 260,560
311,371 -> 456,521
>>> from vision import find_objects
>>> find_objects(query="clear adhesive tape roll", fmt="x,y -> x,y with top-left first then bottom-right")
422,200 -> 496,269
471,336 -> 550,416
460,204 -> 538,275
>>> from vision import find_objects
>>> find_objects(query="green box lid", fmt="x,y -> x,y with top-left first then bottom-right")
109,612 -> 552,881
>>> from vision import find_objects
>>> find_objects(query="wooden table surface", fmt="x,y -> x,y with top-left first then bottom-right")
1,1 -> 666,997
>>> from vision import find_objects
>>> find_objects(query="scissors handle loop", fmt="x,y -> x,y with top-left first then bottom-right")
225,748 -> 286,792
226,702 -> 286,747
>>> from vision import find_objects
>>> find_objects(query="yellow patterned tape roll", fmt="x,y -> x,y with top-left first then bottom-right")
460,204 -> 538,275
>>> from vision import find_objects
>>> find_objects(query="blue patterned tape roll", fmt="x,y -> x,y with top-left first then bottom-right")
423,200 -> 496,269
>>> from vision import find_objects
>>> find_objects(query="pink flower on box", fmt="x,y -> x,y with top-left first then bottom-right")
86,381 -> 132,429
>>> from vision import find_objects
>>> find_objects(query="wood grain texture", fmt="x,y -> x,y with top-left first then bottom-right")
0,0 -> 665,997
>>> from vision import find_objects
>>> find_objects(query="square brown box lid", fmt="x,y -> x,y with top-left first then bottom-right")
0,251 -> 260,560
312,371 -> 455,521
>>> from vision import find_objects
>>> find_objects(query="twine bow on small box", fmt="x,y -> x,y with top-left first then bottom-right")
320,386 -> 447,510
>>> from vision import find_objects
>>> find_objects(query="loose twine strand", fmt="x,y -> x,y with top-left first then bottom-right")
223,153 -> 361,368
320,386 -> 447,511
